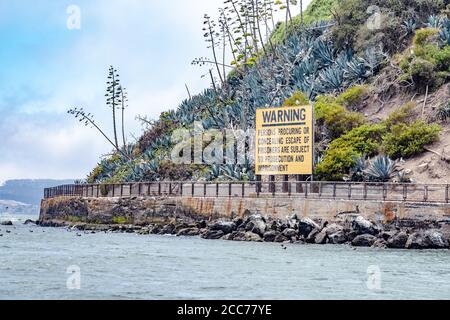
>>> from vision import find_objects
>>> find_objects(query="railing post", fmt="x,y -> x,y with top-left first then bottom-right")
269,176 -> 275,194
158,182 -> 162,196
216,183 -> 219,197
348,183 -> 352,199
318,183 -> 322,198
256,175 -> 262,194
305,182 -> 308,198
112,184 -> 115,197
169,182 -> 172,196
403,185 -> 407,201
242,182 -> 245,197
282,175 -> 289,193
121,184 -> 124,197
229,183 -> 232,197
191,183 -> 195,196
333,183 -> 336,199
204,183 -> 207,197
446,185 -> 449,203
424,186 -> 429,202
382,184 -> 387,201
364,183 -> 368,200
180,183 -> 183,197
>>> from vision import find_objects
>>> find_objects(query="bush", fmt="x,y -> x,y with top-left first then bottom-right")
384,102 -> 416,129
314,96 -> 365,139
409,57 -> 437,87
383,121 -> 441,158
336,85 -> 369,109
283,91 -> 309,106
413,28 -> 439,48
315,124 -> 385,180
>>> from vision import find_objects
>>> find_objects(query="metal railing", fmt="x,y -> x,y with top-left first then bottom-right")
43,181 -> 450,204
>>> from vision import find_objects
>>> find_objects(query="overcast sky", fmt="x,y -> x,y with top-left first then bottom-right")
0,0 -> 311,183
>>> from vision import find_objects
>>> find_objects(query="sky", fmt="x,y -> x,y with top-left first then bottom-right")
0,0 -> 310,183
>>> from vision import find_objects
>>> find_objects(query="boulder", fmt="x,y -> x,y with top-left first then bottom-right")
282,228 -> 297,239
149,225 -> 162,234
160,224 -> 175,235
351,234 -> 378,247
372,239 -> 388,249
406,230 -> 449,249
298,218 -> 320,238
210,221 -> 236,235
177,228 -> 200,237
274,234 -> 289,243
197,220 -> 207,229
306,228 -> 320,243
231,231 -> 262,242
201,230 -> 224,240
1,221 -> 13,226
263,230 -> 280,242
328,231 -> 348,244
232,217 -> 244,229
269,220 -> 282,232
351,216 -> 379,236
287,214 -> 299,229
245,214 -> 266,236
314,230 -> 328,244
387,231 -> 409,249
314,223 -> 344,244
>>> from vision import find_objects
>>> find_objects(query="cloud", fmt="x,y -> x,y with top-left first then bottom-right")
0,0 -> 312,182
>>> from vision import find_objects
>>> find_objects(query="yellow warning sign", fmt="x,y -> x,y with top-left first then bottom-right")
255,105 -> 314,175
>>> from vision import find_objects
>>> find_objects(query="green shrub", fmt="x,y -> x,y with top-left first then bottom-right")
283,91 -> 309,106
383,121 -> 441,158
433,45 -> 450,71
413,28 -> 439,48
315,96 -> 366,139
336,85 -> 369,109
112,216 -> 129,225
315,147 -> 359,181
384,102 -> 415,129
315,124 -> 385,180
409,57 -> 437,87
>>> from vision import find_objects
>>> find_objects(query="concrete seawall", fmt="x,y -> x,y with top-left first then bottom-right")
39,195 -> 450,226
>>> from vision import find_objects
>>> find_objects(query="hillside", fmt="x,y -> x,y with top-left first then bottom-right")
0,179 -> 75,206
85,0 -> 450,185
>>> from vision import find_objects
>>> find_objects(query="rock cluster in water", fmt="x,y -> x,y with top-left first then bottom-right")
40,214 -> 450,250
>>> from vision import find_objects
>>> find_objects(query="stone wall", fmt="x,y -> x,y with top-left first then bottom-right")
39,195 -> 450,226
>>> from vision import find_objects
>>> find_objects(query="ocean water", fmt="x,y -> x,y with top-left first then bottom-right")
1,213 -> 450,300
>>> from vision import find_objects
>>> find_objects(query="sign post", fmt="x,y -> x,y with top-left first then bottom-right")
255,104 -> 314,189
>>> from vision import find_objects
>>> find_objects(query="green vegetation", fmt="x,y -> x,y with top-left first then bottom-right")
112,216 -> 130,225
400,28 -> 450,90
315,124 -> 385,180
383,121 -> 441,158
76,0 -> 449,184
314,95 -> 366,140
335,85 -> 369,109
283,91 -> 309,106
316,102 -> 441,180
270,0 -> 337,44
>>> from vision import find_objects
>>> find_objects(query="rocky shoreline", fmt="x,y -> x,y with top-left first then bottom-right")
38,214 -> 450,250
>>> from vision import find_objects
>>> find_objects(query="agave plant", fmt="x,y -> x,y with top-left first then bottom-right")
350,155 -> 368,182
363,155 -> 398,182
402,19 -> 417,36
435,102 -> 450,122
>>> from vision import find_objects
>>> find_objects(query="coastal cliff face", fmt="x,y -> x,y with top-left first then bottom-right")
39,196 -> 450,249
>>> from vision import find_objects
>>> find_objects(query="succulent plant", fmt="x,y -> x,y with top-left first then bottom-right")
363,155 -> 398,182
